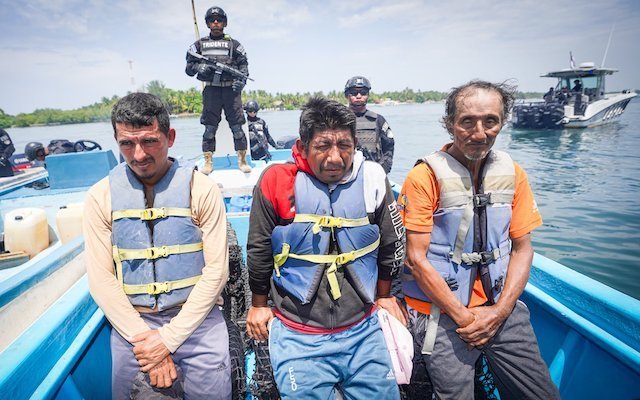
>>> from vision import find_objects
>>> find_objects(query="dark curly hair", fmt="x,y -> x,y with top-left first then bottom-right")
298,96 -> 356,146
111,92 -> 171,137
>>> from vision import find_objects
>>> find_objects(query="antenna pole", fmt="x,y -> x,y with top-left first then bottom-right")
190,0 -> 204,90
191,0 -> 200,40
601,24 -> 615,67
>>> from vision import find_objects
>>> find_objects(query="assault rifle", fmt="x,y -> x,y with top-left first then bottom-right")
188,50 -> 253,82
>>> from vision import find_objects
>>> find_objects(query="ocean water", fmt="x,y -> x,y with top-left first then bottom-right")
6,99 -> 640,299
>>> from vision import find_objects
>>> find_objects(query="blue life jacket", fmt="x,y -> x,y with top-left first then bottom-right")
271,162 -> 380,304
110,161 -> 205,310
402,150 -> 515,306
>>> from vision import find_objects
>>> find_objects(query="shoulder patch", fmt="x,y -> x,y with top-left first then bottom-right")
236,44 -> 246,55
397,194 -> 408,212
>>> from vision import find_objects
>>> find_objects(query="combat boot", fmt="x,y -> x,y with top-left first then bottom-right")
201,152 -> 214,175
237,150 -> 251,173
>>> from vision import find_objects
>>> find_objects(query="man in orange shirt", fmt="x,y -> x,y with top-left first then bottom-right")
399,80 -> 559,399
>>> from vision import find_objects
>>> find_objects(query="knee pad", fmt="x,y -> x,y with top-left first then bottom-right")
230,125 -> 246,140
204,125 -> 218,140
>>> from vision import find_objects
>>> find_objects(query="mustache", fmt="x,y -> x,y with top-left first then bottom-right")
465,139 -> 489,145
320,162 -> 345,171
131,157 -> 154,166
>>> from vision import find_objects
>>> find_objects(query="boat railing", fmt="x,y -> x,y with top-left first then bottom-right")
524,253 -> 640,390
0,236 -> 84,313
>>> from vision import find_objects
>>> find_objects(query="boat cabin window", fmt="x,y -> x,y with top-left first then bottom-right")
559,76 -> 603,99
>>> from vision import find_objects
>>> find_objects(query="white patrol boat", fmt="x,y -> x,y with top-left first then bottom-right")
512,62 -> 636,129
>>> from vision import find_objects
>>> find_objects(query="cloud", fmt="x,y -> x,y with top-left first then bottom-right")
0,46 -> 132,112
0,0 -> 638,114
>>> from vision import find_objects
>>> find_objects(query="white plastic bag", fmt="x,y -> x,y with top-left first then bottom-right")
377,308 -> 414,385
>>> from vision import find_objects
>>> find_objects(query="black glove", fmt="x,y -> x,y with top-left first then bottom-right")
197,63 -> 212,74
232,78 -> 246,92
0,157 -> 6,167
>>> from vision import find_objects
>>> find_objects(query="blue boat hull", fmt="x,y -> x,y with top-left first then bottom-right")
1,150 -> 638,399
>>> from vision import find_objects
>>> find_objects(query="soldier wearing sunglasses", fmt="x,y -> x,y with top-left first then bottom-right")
344,76 -> 395,174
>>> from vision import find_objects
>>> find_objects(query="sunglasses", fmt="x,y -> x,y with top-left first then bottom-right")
348,89 -> 369,97
209,17 -> 226,23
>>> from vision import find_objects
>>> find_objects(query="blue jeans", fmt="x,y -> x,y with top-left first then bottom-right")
269,311 -> 400,400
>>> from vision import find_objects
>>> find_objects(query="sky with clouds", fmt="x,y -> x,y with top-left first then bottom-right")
1,0 -> 639,115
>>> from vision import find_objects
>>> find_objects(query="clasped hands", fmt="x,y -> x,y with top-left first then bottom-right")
130,329 -> 176,388
455,304 -> 508,348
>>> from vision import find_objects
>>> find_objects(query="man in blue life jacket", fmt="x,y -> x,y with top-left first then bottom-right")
84,93 -> 231,399
245,96 -> 406,399
185,6 -> 251,175
0,128 -> 16,177
344,76 -> 395,174
399,80 -> 559,399
244,100 -> 279,161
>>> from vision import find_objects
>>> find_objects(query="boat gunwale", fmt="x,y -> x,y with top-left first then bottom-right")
0,237 -> 84,309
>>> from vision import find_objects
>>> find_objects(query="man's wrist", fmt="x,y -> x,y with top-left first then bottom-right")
251,293 -> 269,307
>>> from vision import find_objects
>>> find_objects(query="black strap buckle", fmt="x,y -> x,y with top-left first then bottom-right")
444,277 -> 459,291
479,251 -> 495,265
493,275 -> 504,292
473,193 -> 491,208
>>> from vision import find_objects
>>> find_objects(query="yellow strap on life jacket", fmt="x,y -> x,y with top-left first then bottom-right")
122,275 -> 202,295
273,237 -> 380,300
293,214 -> 370,234
112,242 -> 204,296
112,207 -> 192,221
113,242 -> 204,261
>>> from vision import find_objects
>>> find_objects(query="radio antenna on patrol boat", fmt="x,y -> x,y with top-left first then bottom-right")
601,23 -> 615,68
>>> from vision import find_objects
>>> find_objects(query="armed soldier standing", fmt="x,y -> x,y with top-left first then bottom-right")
186,6 -> 251,174
345,76 -> 395,174
244,100 -> 278,161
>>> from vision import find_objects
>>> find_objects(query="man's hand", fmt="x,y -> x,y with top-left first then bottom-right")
148,355 -> 178,388
232,78 -> 246,92
375,296 -> 409,326
246,305 -> 274,342
456,305 -> 508,347
131,329 -> 171,372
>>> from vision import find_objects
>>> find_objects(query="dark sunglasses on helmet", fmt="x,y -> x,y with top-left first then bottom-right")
348,88 -> 369,96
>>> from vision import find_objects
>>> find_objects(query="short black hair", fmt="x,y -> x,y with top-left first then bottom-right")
299,96 -> 356,146
442,80 -> 516,133
111,93 -> 171,136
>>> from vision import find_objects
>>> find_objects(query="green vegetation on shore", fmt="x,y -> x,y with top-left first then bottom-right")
1,80 -> 544,128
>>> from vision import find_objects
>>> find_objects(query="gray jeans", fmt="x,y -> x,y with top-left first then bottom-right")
408,300 -> 560,400
111,306 -> 231,400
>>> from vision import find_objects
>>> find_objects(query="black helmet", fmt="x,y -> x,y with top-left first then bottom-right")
25,141 -> 45,161
344,76 -> 372,95
244,100 -> 260,113
205,6 -> 227,23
